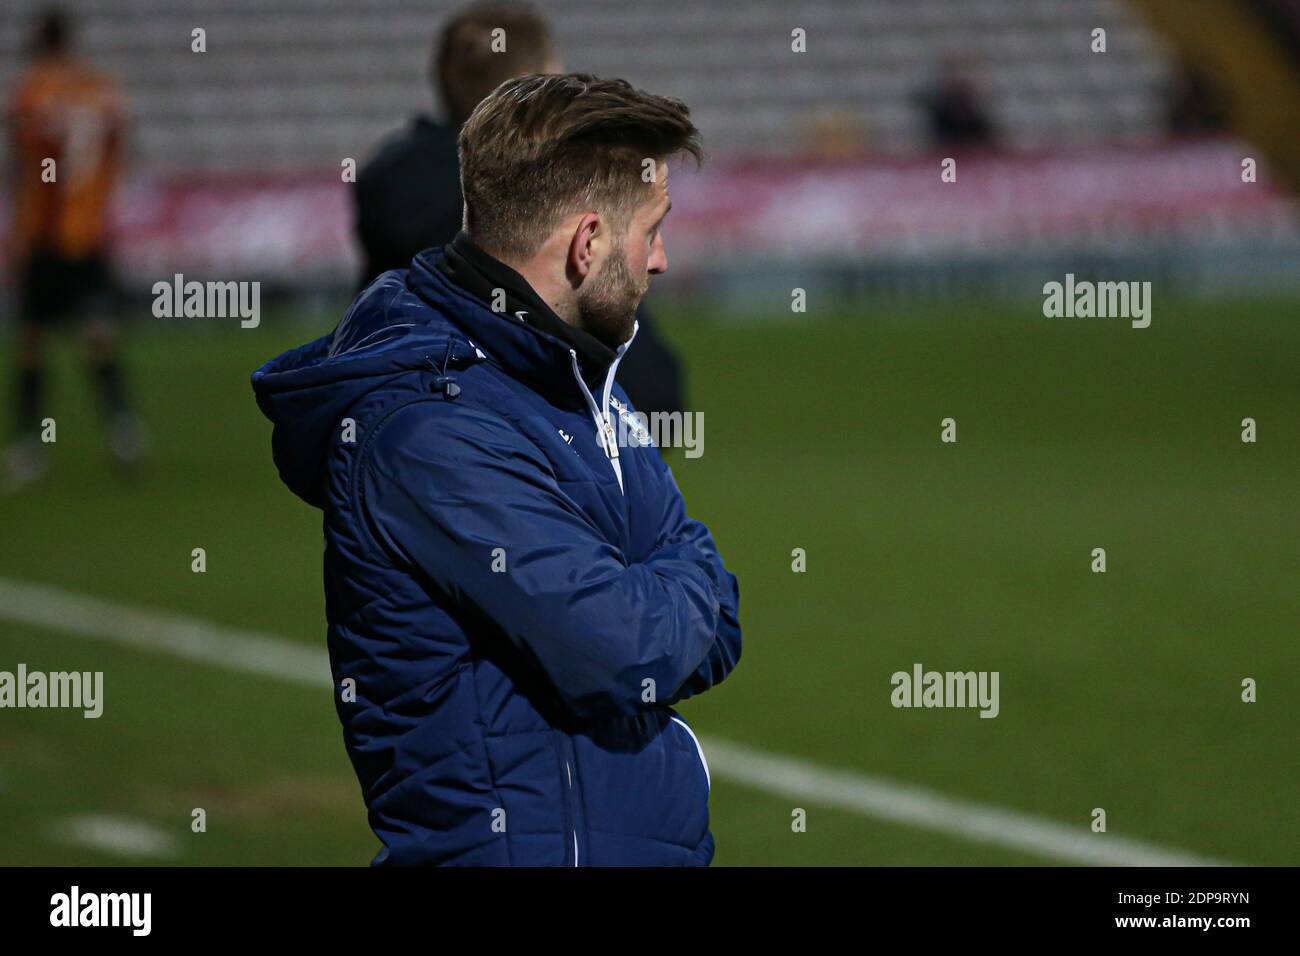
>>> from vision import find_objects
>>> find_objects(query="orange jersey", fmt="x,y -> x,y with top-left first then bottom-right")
8,57 -> 124,261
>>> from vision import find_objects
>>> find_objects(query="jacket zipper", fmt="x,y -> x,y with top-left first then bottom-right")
558,324 -> 641,862
553,733 -> 580,866
564,757 -> 578,866
567,322 -> 638,495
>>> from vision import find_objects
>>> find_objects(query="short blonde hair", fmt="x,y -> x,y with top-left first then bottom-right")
458,73 -> 702,262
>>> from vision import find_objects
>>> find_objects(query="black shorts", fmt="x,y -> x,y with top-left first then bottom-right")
20,250 -> 118,325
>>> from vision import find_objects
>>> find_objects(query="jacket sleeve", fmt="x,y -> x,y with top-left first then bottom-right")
642,445 -> 742,704
358,400 -> 723,720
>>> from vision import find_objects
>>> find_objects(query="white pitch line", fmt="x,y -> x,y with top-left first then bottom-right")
700,739 -> 1230,867
0,577 -> 330,688
54,814 -> 178,860
0,576 -> 1235,867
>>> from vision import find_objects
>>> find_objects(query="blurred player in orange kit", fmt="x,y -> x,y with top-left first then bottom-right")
5,7 -> 146,491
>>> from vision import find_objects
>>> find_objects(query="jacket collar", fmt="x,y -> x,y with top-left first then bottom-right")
432,231 -> 616,383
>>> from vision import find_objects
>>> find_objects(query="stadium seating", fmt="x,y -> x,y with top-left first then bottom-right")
0,0 -> 1175,171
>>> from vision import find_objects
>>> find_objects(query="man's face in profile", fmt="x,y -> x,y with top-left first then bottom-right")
577,162 -> 670,349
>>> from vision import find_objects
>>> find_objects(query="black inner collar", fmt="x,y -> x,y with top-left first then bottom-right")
437,231 -> 616,376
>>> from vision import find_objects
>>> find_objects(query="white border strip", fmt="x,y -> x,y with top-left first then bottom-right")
669,715 -> 712,790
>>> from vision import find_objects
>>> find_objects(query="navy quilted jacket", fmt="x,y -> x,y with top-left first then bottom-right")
251,242 -> 741,866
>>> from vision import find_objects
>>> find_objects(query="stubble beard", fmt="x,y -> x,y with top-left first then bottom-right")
575,241 -> 647,350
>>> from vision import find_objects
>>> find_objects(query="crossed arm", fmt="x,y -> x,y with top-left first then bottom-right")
360,400 -> 741,721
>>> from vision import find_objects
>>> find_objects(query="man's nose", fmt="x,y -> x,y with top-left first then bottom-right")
647,234 -> 668,275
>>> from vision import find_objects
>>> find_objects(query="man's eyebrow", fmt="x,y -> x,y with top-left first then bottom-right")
652,200 -> 672,227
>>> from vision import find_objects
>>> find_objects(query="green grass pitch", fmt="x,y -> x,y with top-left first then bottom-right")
1,295 -> 1296,865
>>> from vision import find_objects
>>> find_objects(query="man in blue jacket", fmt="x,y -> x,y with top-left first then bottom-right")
252,73 -> 741,866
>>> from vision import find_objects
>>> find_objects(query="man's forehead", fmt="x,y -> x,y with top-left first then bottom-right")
654,163 -> 670,205
637,166 -> 670,216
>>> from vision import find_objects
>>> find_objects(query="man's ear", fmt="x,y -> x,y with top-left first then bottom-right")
566,212 -> 602,281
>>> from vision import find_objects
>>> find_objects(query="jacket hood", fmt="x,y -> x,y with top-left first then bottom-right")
250,268 -> 479,508
252,244 -> 635,509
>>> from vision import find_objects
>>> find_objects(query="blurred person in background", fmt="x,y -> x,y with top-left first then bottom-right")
355,0 -> 685,416
1166,59 -> 1233,135
4,7 -> 146,490
918,57 -> 998,150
